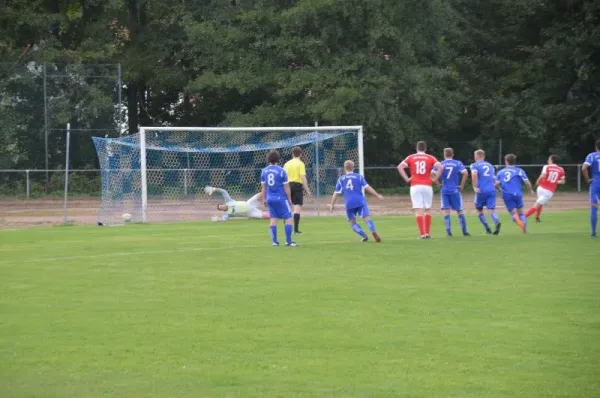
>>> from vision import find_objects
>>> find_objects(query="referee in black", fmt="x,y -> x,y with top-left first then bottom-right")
284,146 -> 312,234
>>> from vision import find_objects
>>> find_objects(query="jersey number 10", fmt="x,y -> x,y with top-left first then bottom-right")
547,171 -> 559,183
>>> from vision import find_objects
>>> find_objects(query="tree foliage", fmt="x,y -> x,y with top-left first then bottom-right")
0,0 -> 598,170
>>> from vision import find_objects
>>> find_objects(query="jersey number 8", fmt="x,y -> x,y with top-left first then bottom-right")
267,173 -> 275,186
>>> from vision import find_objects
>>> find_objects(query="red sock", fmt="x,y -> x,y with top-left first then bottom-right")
536,206 -> 543,218
416,215 -> 425,235
425,214 -> 432,234
525,207 -> 536,218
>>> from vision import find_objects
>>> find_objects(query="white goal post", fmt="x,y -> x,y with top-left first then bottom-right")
93,126 -> 364,224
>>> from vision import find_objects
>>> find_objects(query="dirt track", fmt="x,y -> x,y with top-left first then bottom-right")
0,192 -> 591,229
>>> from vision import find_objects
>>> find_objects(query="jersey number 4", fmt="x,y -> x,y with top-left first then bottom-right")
346,179 -> 354,190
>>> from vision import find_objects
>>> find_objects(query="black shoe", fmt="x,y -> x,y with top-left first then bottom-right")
485,228 -> 493,235
424,234 -> 432,239
446,232 -> 453,237
361,236 -> 369,242
463,232 -> 471,237
592,233 -> 597,238
493,222 -> 502,235
294,231 -> 303,235
536,218 -> 541,223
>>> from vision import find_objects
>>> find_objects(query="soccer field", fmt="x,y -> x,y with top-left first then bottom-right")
1,212 -> 599,397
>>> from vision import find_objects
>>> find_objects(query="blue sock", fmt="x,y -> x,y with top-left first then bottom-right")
284,224 -> 293,244
351,223 -> 367,238
366,220 -> 376,232
490,212 -> 500,225
591,207 -> 598,235
444,215 -> 451,235
270,226 -> 278,244
478,213 -> 489,229
519,214 -> 527,230
458,213 -> 467,234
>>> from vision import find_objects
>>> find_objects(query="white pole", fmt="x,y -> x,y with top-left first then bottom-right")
184,168 -> 188,197
138,126 -> 362,132
315,122 -> 320,216
358,126 -> 365,176
140,128 -> 148,223
26,170 -> 30,198
63,123 -> 71,224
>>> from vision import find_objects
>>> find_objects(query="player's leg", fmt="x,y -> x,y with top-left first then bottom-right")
441,194 -> 452,236
291,183 -> 304,234
505,196 -> 526,232
347,208 -> 367,241
527,187 -> 549,221
423,186 -> 434,237
410,186 -> 426,238
361,205 -> 381,242
487,193 -> 501,235
452,193 -> 469,236
248,207 -> 266,220
267,203 -> 280,246
590,187 -> 599,237
475,193 -> 492,234
282,201 -> 296,246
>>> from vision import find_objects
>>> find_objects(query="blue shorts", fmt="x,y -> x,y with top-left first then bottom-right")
474,191 -> 497,210
441,192 -> 463,211
590,184 -> 600,205
346,204 -> 370,221
502,193 -> 524,213
267,200 -> 292,220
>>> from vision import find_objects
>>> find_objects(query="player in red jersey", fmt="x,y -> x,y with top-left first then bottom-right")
525,155 -> 565,222
397,141 -> 442,238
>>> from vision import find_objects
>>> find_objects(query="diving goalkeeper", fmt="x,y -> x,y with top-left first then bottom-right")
205,186 -> 270,221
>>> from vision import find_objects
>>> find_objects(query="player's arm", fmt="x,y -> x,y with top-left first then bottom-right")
212,187 -> 233,202
329,192 -> 340,211
471,168 -> 480,192
582,159 -> 592,184
431,161 -> 443,184
460,169 -> 468,190
535,166 -> 547,186
558,175 -> 566,185
212,214 -> 229,222
397,161 -> 411,183
284,182 -> 292,205
365,185 -> 384,200
300,163 -> 312,196
521,171 -> 534,194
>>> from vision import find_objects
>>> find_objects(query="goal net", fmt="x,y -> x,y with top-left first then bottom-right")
92,126 -> 363,224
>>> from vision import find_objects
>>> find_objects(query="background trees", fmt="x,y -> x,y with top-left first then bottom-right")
1,0 -> 598,170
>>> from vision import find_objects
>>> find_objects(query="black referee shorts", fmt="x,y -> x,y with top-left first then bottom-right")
290,182 -> 304,206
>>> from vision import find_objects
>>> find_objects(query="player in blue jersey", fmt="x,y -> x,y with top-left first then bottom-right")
496,154 -> 534,234
436,148 -> 470,237
260,150 -> 297,247
582,139 -> 600,237
470,149 -> 501,235
329,160 -> 384,242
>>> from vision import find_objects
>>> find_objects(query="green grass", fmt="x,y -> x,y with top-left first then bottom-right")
1,212 -> 599,397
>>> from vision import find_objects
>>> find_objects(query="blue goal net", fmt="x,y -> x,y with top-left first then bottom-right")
92,128 -> 360,224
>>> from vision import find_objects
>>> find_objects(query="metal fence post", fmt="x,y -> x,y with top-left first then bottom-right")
184,168 -> 188,196
43,63 -> 49,191
63,124 -> 71,224
117,63 -> 123,136
26,170 -> 30,198
577,164 -> 582,192
315,122 -> 320,216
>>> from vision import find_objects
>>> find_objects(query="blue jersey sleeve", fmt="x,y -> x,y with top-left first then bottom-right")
334,178 -> 343,194
361,176 -> 368,188
584,153 -> 593,166
470,163 -> 477,173
260,170 -> 266,185
458,162 -> 466,174
281,169 -> 289,184
518,168 -> 529,181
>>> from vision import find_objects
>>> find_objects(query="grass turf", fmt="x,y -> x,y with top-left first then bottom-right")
1,211 -> 599,397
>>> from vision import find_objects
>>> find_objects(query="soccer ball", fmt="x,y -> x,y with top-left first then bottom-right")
122,213 -> 132,223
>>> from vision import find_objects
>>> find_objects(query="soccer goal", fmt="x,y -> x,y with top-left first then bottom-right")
92,126 -> 363,224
